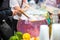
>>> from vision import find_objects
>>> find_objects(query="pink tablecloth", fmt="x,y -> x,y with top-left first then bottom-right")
17,20 -> 48,37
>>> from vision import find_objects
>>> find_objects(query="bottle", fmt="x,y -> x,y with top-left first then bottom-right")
52,10 -> 59,23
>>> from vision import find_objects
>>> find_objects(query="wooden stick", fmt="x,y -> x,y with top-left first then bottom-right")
18,10 -> 30,18
14,6 -> 29,19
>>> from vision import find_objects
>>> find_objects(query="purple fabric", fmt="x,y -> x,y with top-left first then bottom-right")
17,20 -> 48,37
56,0 -> 60,4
